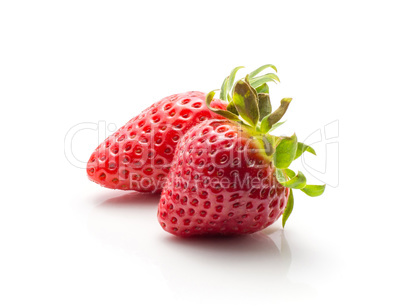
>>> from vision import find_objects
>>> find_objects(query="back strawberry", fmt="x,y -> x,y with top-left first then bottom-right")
87,91 -> 226,192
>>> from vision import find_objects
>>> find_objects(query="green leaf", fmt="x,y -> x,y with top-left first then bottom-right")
301,184 -> 326,197
249,64 -> 277,78
219,77 -> 229,101
232,79 -> 259,127
273,133 -> 298,169
250,74 -> 279,88
226,101 -> 239,115
266,134 -> 281,149
255,83 -> 269,94
245,74 -> 259,99
267,98 -> 292,129
262,72 -> 280,83
269,121 -> 286,132
281,168 -> 325,197
260,115 -> 270,134
282,189 -> 294,227
227,66 -> 244,98
275,168 -> 287,183
262,135 -> 274,156
283,168 -> 296,179
257,93 -> 272,120
205,90 -> 240,121
279,171 -> 307,189
294,142 -> 316,160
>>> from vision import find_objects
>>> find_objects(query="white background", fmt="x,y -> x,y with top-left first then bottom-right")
1,1 -> 401,307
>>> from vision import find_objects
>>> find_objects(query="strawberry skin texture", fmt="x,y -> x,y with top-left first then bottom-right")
157,119 -> 290,236
87,92 -> 227,192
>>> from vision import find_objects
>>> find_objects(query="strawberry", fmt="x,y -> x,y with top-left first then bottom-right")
87,91 -> 227,192
158,65 -> 325,236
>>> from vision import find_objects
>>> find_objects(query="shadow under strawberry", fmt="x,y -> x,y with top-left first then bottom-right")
155,229 -> 310,303
99,192 -> 161,207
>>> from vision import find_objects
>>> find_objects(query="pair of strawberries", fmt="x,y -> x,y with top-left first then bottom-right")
87,65 -> 325,237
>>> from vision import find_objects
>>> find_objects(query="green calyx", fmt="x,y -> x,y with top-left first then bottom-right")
206,64 -> 326,228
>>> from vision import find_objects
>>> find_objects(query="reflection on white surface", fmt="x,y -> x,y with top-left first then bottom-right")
88,192 -> 314,305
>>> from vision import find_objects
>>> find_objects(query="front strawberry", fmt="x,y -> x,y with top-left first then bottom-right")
158,119 -> 290,236
158,65 -> 325,236
87,91 -> 227,193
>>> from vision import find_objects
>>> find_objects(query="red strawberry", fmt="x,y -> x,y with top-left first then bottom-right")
87,91 -> 227,193
158,119 -> 290,236
158,66 -> 325,236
